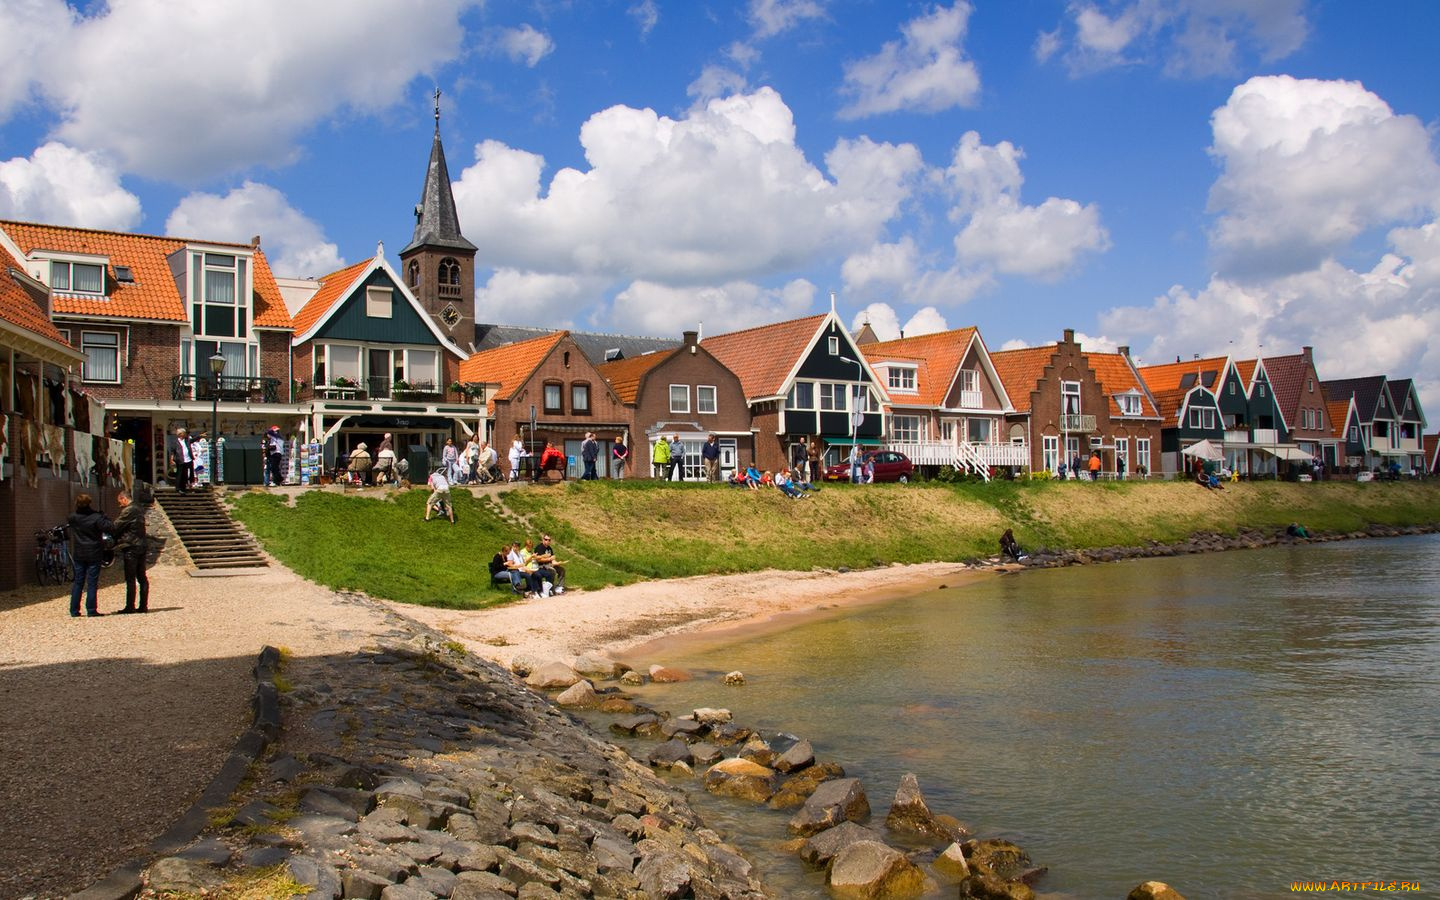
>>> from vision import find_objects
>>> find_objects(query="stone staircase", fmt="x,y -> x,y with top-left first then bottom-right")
153,488 -> 268,570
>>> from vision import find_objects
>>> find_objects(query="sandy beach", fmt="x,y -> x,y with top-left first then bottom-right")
398,561 -> 991,670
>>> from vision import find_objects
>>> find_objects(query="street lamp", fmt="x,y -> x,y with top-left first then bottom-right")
209,351 -> 225,489
839,355 -> 865,483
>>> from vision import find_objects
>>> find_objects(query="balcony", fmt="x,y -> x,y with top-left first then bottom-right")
887,440 -> 1029,468
1225,429 -> 1249,444
1252,428 -> 1279,445
1061,414 -> 1096,432
957,389 -> 983,409
172,374 -> 282,404
438,283 -> 463,299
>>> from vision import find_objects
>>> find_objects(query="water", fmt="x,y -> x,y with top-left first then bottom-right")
615,536 -> 1440,899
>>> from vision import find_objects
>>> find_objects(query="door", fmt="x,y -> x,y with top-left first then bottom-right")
719,439 -> 737,478
368,349 -> 392,398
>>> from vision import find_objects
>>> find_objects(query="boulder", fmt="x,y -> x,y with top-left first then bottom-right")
722,671 -> 746,685
932,842 -> 970,882
635,848 -> 694,899
598,697 -> 642,714
691,707 -> 733,725
1128,882 -> 1187,900
660,717 -> 707,740
648,739 -> 694,770
768,761 -> 845,809
508,653 -> 546,677
885,773 -> 968,843
146,857 -> 225,894
524,661 -> 581,690
609,713 -> 662,737
573,651 -> 626,679
774,739 -> 815,773
827,840 -> 924,899
554,679 -> 600,708
340,868 -> 391,900
962,838 -> 1030,883
788,777 -> 870,836
379,883 -> 434,900
738,738 -> 776,768
687,742 -> 723,767
620,669 -> 645,686
796,821 -> 885,868
702,757 -> 778,803
648,665 -> 692,683
708,722 -> 753,745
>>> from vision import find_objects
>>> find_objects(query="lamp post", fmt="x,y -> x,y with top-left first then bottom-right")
839,355 -> 865,483
209,351 -> 225,489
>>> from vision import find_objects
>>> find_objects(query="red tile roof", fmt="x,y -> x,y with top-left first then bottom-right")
861,327 -> 977,407
1088,351 -> 1158,418
1326,397 -> 1353,440
458,330 -> 568,412
988,345 -> 1056,414
1424,433 -> 1438,472
291,259 -> 373,337
596,350 -> 674,405
1136,356 -> 1229,394
0,242 -> 70,347
0,220 -> 291,328
701,314 -> 826,399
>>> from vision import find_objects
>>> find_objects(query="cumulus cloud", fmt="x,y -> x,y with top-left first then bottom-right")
748,0 -> 826,39
842,239 -> 918,296
5,0 -> 478,181
1207,75 -> 1440,277
611,278 -> 816,336
629,0 -> 659,37
475,269 -> 606,329
165,182 -> 343,278
0,142 -> 141,230
1042,0 -> 1309,77
451,87 -> 923,288
491,24 -> 555,67
687,65 -> 748,103
838,2 -> 980,119
903,306 -> 949,336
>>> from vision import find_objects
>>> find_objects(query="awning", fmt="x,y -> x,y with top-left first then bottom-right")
824,438 -> 883,447
1181,438 -> 1223,461
1257,446 -> 1314,462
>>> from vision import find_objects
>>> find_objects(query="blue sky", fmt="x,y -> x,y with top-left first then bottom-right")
3,1 -> 1439,409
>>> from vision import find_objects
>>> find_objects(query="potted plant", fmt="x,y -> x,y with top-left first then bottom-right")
333,376 -> 357,388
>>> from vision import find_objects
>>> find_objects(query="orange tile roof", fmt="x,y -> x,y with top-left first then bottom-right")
291,258 -> 372,337
1088,351 -> 1158,417
1326,397 -> 1353,440
597,350 -> 674,405
701,314 -> 826,399
1235,358 -> 1258,388
1136,356 -> 1229,394
988,345 -> 1056,414
862,327 -> 977,407
459,330 -> 568,411
0,242 -> 69,346
1,219 -> 291,328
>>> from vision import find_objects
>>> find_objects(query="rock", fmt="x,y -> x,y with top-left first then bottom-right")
932,842 -> 970,882
609,713 -> 661,737
659,717 -> 706,740
737,738 -> 775,768
453,869 -> 521,897
788,777 -> 870,836
960,873 -> 1035,900
287,856 -> 342,899
554,679 -> 600,708
885,772 -> 968,843
380,883 -> 436,900
722,671 -> 745,685
525,661 -> 581,690
708,722 -> 753,745
231,798 -> 282,827
796,821 -> 885,868
592,835 -> 639,874
647,665 -> 691,683
1128,881 -> 1187,900
597,697 -> 641,714
176,837 -> 233,866
648,739 -> 694,769
146,857 -> 225,894
774,739 -> 815,773
634,848 -> 693,899
962,838 -> 1030,883
300,787 -> 364,822
508,653 -> 547,678
456,846 -> 505,872
241,847 -> 291,867
688,742 -> 723,766
619,669 -> 645,686
573,652 -> 625,680
827,840 -> 925,899
702,757 -> 778,804
499,855 -> 561,889
408,866 -> 460,897
691,707 -> 732,725
769,762 -> 845,809
341,868 -> 392,900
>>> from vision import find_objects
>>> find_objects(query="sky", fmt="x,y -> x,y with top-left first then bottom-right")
3,0 -> 1439,412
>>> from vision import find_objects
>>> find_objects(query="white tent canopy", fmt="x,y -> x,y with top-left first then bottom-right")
1181,438 -> 1223,461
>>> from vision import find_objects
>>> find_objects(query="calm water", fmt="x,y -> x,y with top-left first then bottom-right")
616,535 -> 1440,899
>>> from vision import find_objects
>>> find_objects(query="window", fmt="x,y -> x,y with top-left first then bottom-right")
325,344 -> 360,384
887,366 -> 917,392
366,286 -> 392,319
81,332 -> 120,382
697,385 -> 717,414
852,384 -> 875,413
892,416 -> 922,443
403,348 -> 439,388
1042,435 -> 1059,473
1061,381 -> 1081,415
1137,438 -> 1151,472
407,260 -> 419,287
1308,378 -> 1314,393
967,418 -> 991,443
1349,425 -> 1358,442
1380,393 -> 1387,409
1258,384 -> 1266,398
819,383 -> 845,411
191,252 -> 248,339
571,383 -> 591,413
52,261 -> 105,294
959,369 -> 978,392
1119,392 -> 1142,415
1188,407 -> 1216,429
1116,437 -> 1128,472
1229,381 -> 1236,395
438,258 -> 461,297
1010,424 -> 1025,444
827,336 -> 840,355
544,382 -> 563,414
789,382 -> 814,409
669,385 -> 690,414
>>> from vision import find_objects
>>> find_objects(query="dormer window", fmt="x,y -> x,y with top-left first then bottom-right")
52,260 -> 104,295
189,250 -> 249,339
1119,392 -> 1142,415
886,366 -> 917,392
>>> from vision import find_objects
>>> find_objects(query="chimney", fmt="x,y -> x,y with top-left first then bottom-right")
1302,345 -> 1313,361
250,235 -> 261,248
682,330 -> 698,348
1063,328 -> 1075,344
1118,345 -> 1130,358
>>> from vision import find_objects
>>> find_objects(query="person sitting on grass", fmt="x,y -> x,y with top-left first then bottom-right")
760,470 -> 775,487
490,542 -> 525,593
1000,528 -> 1025,562
533,534 -> 566,594
425,468 -> 454,522
775,469 -> 808,499
745,464 -> 763,491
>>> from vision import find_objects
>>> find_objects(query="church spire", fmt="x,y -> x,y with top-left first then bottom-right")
401,89 -> 476,256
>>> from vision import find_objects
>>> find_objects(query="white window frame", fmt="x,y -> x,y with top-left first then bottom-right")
966,417 -> 991,444
1061,380 -> 1081,415
1116,437 -> 1129,472
669,384 -> 690,414
402,348 -> 439,388
892,415 -> 922,443
1042,435 -> 1059,473
1119,392 -> 1142,416
1137,437 -> 1151,473
51,260 -> 106,296
697,384 -> 717,414
571,382 -> 591,413
325,344 -> 361,384
366,286 -> 393,319
80,331 -> 121,383
789,381 -> 815,410
959,369 -> 979,393
827,336 -> 840,355
819,382 -> 844,412
886,366 -> 917,393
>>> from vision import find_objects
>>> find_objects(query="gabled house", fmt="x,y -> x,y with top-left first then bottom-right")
858,327 -> 1025,477
459,330 -> 629,479
1135,355 -> 1229,475
1326,394 -> 1365,470
0,219 -> 297,486
290,246 -> 476,468
1323,375 -> 1412,472
597,330 -> 752,479
1230,357 -> 1305,474
1385,378 -> 1428,472
1261,346 -> 1334,465
702,311 -> 887,474
990,330 -> 1161,478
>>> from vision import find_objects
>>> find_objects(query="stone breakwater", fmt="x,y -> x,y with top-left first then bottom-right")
136,608 -> 768,900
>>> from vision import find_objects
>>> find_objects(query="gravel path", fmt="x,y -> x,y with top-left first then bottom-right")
0,558 -> 394,899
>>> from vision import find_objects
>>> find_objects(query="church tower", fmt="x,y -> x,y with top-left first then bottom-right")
399,89 -> 477,342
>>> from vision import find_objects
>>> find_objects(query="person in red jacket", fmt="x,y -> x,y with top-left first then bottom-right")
537,441 -> 566,481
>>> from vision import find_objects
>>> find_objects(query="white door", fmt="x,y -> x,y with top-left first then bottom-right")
719,439 -> 737,477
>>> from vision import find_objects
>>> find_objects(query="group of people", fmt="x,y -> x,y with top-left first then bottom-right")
168,424 -> 289,490
1055,451 -> 1114,481
440,437 -> 502,485
727,462 -> 819,499
488,535 -> 567,598
66,490 -> 150,617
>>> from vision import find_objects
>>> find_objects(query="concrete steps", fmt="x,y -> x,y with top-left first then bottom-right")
153,489 -> 269,570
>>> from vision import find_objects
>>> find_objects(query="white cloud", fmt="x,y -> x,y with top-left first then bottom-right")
492,24 -> 555,67
1208,75 -> 1440,277
842,239 -> 918,296
9,0 -> 478,181
851,302 -> 902,341
0,0 -> 70,119
165,182 -> 343,278
0,142 -> 141,231
687,65 -> 748,103
903,306 -> 949,336
611,278 -> 816,336
838,2 -> 980,119
628,1 -> 659,37
1046,0 -> 1309,78
475,269 -> 605,329
452,87 -> 923,288
748,0 -> 826,39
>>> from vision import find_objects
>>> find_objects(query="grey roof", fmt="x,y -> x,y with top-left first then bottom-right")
473,323 -> 679,365
1322,376 -> 1388,423
1387,378 -> 1424,423
400,127 -> 476,256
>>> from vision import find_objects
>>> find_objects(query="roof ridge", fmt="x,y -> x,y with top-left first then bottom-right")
702,312 -> 825,342
1,218 -> 255,250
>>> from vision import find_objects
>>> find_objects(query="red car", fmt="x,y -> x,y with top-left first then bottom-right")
823,450 -> 914,483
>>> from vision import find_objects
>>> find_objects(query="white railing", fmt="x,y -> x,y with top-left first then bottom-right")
1061,414 -> 1096,432
957,389 -> 983,409
887,440 -> 1030,472
955,441 -> 988,481
1224,429 -> 1249,444
1252,428 -> 1279,444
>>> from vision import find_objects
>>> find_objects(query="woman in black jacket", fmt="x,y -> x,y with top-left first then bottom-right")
68,493 -> 114,617
113,490 -> 148,613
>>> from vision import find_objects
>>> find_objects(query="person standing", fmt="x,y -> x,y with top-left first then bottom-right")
702,435 -> 720,482
113,490 -> 149,613
169,426 -> 193,492
652,435 -> 671,480
668,434 -> 684,481
508,437 -> 528,481
611,436 -> 628,480
263,425 -> 285,487
807,437 -> 822,483
441,437 -> 460,484
1088,451 -> 1101,481
790,438 -> 807,480
581,432 -> 600,480
1116,455 -> 1126,481
464,437 -> 481,484
68,493 -> 113,617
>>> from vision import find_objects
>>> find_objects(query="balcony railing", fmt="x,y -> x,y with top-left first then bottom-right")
1061,414 -> 1096,432
172,374 -> 282,403
438,283 -> 463,299
957,389 -> 983,409
1224,429 -> 1249,444
1252,428 -> 1279,444
888,440 -> 1030,468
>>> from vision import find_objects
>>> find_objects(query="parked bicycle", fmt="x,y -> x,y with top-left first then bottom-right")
34,524 -> 73,586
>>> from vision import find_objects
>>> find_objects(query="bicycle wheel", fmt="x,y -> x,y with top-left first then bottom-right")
36,549 -> 49,586
58,547 -> 75,584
